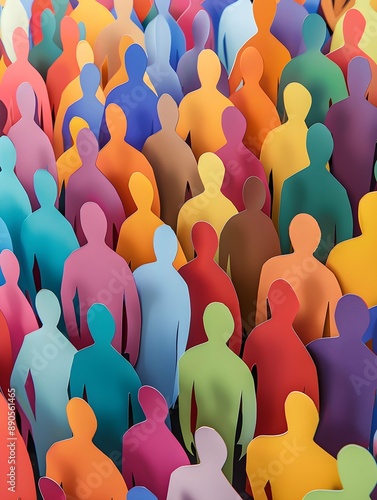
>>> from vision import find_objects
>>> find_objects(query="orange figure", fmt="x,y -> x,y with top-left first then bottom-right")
0,28 -> 53,143
321,0 -> 356,31
176,49 -> 234,160
70,0 -> 114,50
116,172 -> 186,271
228,0 -> 291,105
256,214 -> 342,345
97,104 -> 160,217
229,47 -> 281,158
45,398 -> 128,499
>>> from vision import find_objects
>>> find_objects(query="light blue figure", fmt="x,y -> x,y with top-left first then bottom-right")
134,224 -> 191,408
128,487 -> 158,500
0,136 -> 31,291
0,218 -> 13,285
10,289 -> 77,475
217,0 -> 257,74
202,0 -> 236,51
69,303 -> 144,469
145,15 -> 183,104
20,170 -> 79,331
62,63 -> 104,150
155,0 -> 186,70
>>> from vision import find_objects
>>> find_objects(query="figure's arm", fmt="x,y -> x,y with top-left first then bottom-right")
255,266 -> 270,325
278,180 -> 295,254
327,278 -> 342,338
176,209 -> 195,261
178,355 -> 195,455
173,300 -> 191,405
176,99 -> 190,142
238,368 -> 257,458
61,260 -> 80,345
218,224 -> 231,276
334,190 -> 353,244
10,340 -> 36,427
276,67 -> 288,121
68,354 -> 84,399
20,226 -> 37,308
123,272 -> 142,366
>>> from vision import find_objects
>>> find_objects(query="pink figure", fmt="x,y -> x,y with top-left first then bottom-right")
178,0 -> 215,50
39,477 -> 66,500
0,28 -> 53,143
215,106 -> 271,215
8,82 -> 58,211
0,310 -> 12,396
61,202 -> 141,363
122,386 -> 190,499
65,128 -> 125,249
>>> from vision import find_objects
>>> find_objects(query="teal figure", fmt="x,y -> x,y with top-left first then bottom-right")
69,303 -> 144,468
279,123 -> 353,263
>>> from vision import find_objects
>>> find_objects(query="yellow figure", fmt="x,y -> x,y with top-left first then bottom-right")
70,0 -> 114,50
327,191 -> 377,307
247,392 -> 342,500
116,172 -> 186,271
177,152 -> 238,262
176,49 -> 234,160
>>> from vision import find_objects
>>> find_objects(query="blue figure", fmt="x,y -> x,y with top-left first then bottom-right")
202,0 -> 236,51
128,487 -> 158,500
69,303 -> 144,468
20,170 -> 79,331
62,63 -> 104,150
145,15 -> 183,104
134,224 -> 191,409
99,44 -> 161,151
0,218 -> 13,284
155,0 -> 186,70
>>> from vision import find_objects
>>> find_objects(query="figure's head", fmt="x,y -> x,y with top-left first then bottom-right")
34,170 -> 58,208
87,303 -> 116,344
191,221 -> 218,260
13,28 -> 29,61
285,391 -> 319,438
79,63 -> 101,96
16,82 -> 36,120
289,213 -> 321,255
157,93 -> 178,130
129,172 -> 154,211
192,10 -> 210,49
221,106 -> 246,144
243,176 -> 266,212
125,44 -> 148,81
306,123 -> 333,167
80,202 -> 107,244
253,0 -> 277,30
114,0 -> 133,18
335,294 -> 369,341
153,224 -> 178,264
337,444 -> 377,494
138,385 -> 169,421
358,192 -> 377,235
348,56 -> 372,97
198,50 -> 221,88
343,9 -> 366,47
203,302 -> 234,343
240,47 -> 263,84
35,289 -> 61,328
267,279 -> 300,323
302,14 -> 326,51
0,249 -> 20,285
284,82 -> 312,121
195,426 -> 227,469
69,116 -> 89,145
60,16 -> 80,49
76,40 -> 94,70
40,9 -> 56,40
67,397 -> 97,440
105,103 -> 127,139
198,152 -> 225,191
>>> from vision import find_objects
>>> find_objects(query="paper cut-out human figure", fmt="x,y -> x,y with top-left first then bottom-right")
219,176 -> 281,333
28,9 -> 62,80
179,302 -> 256,481
279,123 -> 353,263
247,392 -> 341,500
230,46 -> 281,158
142,94 -> 202,231
327,192 -> 377,307
128,487 -> 158,500
39,477 -> 66,500
176,49 -> 233,160
0,28 -> 53,143
116,173 -> 186,271
228,0 -> 290,105
303,444 -> 377,500
215,106 -> 270,215
62,202 -> 141,362
123,386 -> 190,498
100,44 -> 160,150
0,0 -> 29,63
271,0 -> 307,57
154,0 -> 185,70
30,0 -> 72,46
177,152 -> 237,262
179,221 -> 242,353
70,0 -> 114,48
325,57 -> 377,236
243,279 -> 319,436
217,0 -> 257,74
307,294 -> 377,456
69,303 -> 143,463
134,225 -> 190,407
20,170 -> 79,323
257,213 -> 342,344
167,426 -> 242,500
11,289 -> 77,475
0,391 -> 37,500
178,0 -> 215,50
8,82 -> 58,211
145,16 -> 184,104
46,397 -> 128,498
261,81 -> 311,228
277,14 -> 348,126
65,128 -> 125,248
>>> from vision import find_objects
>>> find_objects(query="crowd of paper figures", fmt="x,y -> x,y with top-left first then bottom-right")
2,0 -> 377,498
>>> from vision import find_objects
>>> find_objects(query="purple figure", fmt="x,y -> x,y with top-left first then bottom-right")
61,202 -> 141,363
7,82 -> 58,210
325,56 -> 377,236
308,294 -> 377,457
215,106 -> 271,215
271,0 -> 307,57
122,386 -> 190,499
65,128 -> 125,249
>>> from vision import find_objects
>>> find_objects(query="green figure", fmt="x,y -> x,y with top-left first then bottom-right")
277,13 -> 348,126
178,301 -> 256,482
304,444 -> 377,499
279,123 -> 353,263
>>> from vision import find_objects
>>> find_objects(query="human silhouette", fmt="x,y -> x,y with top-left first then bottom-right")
127,487 -> 157,500
279,123 -> 353,262
278,13 -> 348,126
0,0 -> 29,63
8,82 -> 58,211
69,303 -> 143,464
271,0 -> 307,57
134,225 -> 190,408
69,0 -> 114,49
154,0 -> 185,70
247,392 -> 341,500
177,0 -> 215,50
167,427 -> 242,500
179,301 -> 256,481
257,213 -> 342,344
122,386 -> 190,499
219,176 -> 281,333
46,397 -> 128,499
62,202 -> 141,362
11,289 -> 77,475
142,93 -> 203,231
